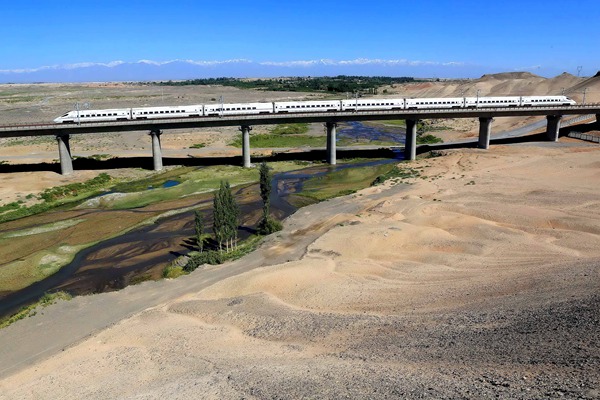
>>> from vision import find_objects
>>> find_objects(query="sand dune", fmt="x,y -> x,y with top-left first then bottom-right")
1,142 -> 598,398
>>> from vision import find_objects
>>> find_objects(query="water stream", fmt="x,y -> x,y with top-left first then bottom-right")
0,122 -> 403,318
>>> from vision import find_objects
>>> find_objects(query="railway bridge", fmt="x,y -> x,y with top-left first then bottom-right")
1,105 -> 599,175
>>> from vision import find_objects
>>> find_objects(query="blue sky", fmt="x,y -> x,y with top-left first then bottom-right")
1,0 -> 599,82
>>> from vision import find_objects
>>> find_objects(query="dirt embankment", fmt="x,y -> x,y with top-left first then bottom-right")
0,142 -> 599,399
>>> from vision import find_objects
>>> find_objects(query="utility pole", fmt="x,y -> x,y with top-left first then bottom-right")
577,66 -> 583,77
582,88 -> 588,105
476,89 -> 481,108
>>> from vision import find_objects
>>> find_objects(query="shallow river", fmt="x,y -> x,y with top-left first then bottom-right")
0,122 -> 404,318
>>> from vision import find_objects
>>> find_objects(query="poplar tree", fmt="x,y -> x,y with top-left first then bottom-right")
257,162 -> 282,235
259,161 -> 271,218
213,181 -> 239,252
194,210 -> 205,252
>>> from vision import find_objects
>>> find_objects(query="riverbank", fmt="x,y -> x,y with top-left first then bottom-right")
0,141 -> 598,398
0,158 -> 400,319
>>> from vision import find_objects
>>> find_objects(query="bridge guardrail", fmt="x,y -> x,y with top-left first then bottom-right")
568,131 -> 600,143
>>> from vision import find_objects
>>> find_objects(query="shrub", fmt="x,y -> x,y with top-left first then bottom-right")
257,217 -> 283,235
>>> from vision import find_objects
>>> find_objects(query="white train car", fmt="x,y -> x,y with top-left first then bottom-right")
204,102 -> 273,117
53,108 -> 131,123
131,105 -> 203,120
341,98 -> 404,111
405,97 -> 464,110
520,95 -> 576,106
274,100 -> 341,113
464,96 -> 521,108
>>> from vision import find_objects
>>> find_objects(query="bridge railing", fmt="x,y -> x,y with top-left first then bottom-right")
568,131 -> 600,143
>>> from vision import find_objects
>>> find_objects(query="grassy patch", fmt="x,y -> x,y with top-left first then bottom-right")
299,163 -> 396,201
165,235 -> 264,277
271,123 -> 310,135
371,163 -> 423,186
337,137 -> 400,147
39,173 -> 112,202
111,167 -> 196,193
0,219 -> 86,240
0,244 -> 88,292
189,143 -> 206,149
162,264 -> 186,279
380,120 -> 407,127
230,134 -> 324,148
417,134 -> 444,144
0,292 -> 72,329
0,174 -> 114,224
96,163 -> 302,210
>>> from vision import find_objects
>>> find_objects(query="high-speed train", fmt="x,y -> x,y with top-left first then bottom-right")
53,95 -> 576,123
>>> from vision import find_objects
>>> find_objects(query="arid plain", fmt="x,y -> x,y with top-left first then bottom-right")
0,73 -> 599,398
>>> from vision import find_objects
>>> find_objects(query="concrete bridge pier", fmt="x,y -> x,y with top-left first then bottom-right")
546,115 -> 562,142
478,117 -> 493,149
56,134 -> 73,175
404,119 -> 417,160
149,130 -> 163,171
239,125 -> 252,168
326,122 -> 337,165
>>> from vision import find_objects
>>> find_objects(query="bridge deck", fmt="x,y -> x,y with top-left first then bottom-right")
1,105 -> 599,138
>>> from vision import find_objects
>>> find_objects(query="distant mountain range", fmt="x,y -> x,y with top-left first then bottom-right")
0,58 -> 565,83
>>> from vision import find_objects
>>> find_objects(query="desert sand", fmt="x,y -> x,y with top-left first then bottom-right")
0,140 -> 599,399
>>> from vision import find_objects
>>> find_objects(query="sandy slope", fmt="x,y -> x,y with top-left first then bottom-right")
1,142 -> 599,399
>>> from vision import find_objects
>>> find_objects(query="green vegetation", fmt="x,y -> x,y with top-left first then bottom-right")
111,168 -> 195,193
194,210 -> 209,252
299,162 -> 396,202
230,134 -> 324,148
220,121 -> 313,147
0,173 -> 113,224
148,76 -> 417,94
257,162 -> 282,235
189,143 -> 206,149
271,123 -> 309,135
371,164 -> 423,186
162,263 -> 187,279
417,134 -> 444,144
212,181 -> 240,251
40,173 -> 111,202
416,121 -> 445,144
379,120 -> 407,127
0,292 -> 72,329
182,235 -> 263,273
0,243 -> 89,293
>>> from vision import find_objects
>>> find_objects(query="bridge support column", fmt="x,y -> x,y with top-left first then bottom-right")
56,134 -> 73,175
478,117 -> 493,149
546,115 -> 562,142
404,119 -> 417,160
149,130 -> 163,171
326,122 -> 337,165
239,125 -> 252,168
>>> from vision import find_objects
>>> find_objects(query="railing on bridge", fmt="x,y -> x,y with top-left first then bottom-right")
568,131 -> 600,143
